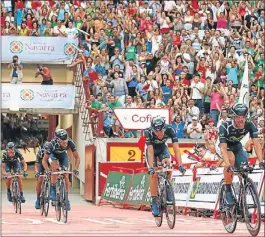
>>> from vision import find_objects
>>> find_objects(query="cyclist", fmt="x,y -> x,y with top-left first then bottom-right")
34,142 -> 50,209
144,116 -> 186,217
1,142 -> 28,202
42,129 -> 80,211
219,103 -> 265,207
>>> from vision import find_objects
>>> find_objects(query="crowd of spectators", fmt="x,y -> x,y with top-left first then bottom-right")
2,1 -> 265,141
1,113 -> 48,150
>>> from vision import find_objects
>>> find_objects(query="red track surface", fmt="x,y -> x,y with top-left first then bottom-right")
2,204 -> 264,236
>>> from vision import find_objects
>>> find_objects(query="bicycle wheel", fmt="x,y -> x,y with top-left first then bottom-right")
165,179 -> 176,229
154,178 -> 164,227
243,178 -> 261,237
43,179 -> 50,217
16,181 -> 21,214
12,181 -> 18,213
61,181 -> 68,224
40,181 -> 45,216
218,180 -> 237,233
55,181 -> 61,222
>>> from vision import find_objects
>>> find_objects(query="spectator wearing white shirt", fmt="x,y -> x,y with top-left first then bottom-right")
187,116 -> 203,139
209,30 -> 225,48
52,20 -> 67,37
190,74 -> 204,112
186,99 -> 200,124
124,96 -> 136,108
164,1 -> 177,13
65,21 -> 78,38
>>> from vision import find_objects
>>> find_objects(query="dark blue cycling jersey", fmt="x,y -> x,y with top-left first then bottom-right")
2,149 -> 24,163
144,124 -> 178,149
35,146 -> 45,163
219,119 -> 259,146
44,137 -> 77,155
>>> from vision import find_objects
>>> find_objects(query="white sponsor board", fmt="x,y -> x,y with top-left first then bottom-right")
188,173 -> 223,209
2,36 -> 78,64
2,84 -> 75,109
113,108 -> 170,130
172,170 -> 193,207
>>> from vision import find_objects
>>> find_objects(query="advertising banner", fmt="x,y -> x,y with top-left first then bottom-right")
2,36 -> 78,64
101,171 -> 132,203
126,173 -> 150,204
113,108 -> 170,130
2,84 -> 75,109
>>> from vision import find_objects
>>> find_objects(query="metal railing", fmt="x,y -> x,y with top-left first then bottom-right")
73,61 -> 104,141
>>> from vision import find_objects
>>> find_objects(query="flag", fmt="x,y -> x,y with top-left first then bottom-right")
239,60 -> 249,145
137,135 -> 146,152
239,60 -> 249,108
88,71 -> 98,83
142,84 -> 150,91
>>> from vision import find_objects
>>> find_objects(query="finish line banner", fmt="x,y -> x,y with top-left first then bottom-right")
2,84 -> 75,109
2,36 -> 78,64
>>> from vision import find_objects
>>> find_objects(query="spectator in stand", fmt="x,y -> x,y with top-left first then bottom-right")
187,116 -> 203,139
171,114 -> 185,139
190,74 -> 204,113
8,55 -> 23,84
35,64 -> 53,85
108,72 -> 128,106
186,99 -> 200,124
210,83 -> 225,126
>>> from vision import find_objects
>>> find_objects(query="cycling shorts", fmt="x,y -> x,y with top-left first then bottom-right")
5,160 -> 21,173
49,152 -> 69,169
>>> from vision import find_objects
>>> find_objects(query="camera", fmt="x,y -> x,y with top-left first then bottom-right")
13,59 -> 17,63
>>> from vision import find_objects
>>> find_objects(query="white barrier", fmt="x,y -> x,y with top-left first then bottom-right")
172,168 -> 265,215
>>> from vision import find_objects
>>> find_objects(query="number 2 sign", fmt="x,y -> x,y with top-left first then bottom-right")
107,143 -> 141,162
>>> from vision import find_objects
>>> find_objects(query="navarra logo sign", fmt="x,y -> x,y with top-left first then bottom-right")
10,41 -> 23,54
114,108 -> 170,130
64,43 -> 75,55
20,89 -> 34,101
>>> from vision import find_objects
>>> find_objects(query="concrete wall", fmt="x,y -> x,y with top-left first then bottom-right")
1,64 -> 73,84
72,113 -> 92,195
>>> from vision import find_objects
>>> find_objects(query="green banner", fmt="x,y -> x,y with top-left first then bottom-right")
101,171 -> 132,203
126,173 -> 150,204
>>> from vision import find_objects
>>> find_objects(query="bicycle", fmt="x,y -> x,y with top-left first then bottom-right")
218,165 -> 261,237
153,164 -> 176,229
5,173 -> 24,214
52,167 -> 72,224
39,173 -> 51,217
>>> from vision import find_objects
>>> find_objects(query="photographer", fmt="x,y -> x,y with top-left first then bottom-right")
8,55 -> 23,84
35,64 -> 53,85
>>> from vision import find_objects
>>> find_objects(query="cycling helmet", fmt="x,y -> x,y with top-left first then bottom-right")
230,103 -> 248,117
6,142 -> 15,149
151,116 -> 166,131
55,129 -> 68,140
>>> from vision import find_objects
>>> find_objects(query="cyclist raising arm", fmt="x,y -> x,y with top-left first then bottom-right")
42,129 -> 80,211
144,116 -> 186,217
1,142 -> 28,203
219,103 -> 265,207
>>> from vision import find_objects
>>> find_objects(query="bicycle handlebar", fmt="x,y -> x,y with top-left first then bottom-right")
52,170 -> 73,175
5,174 -> 23,179
155,168 -> 174,173
233,165 -> 260,174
